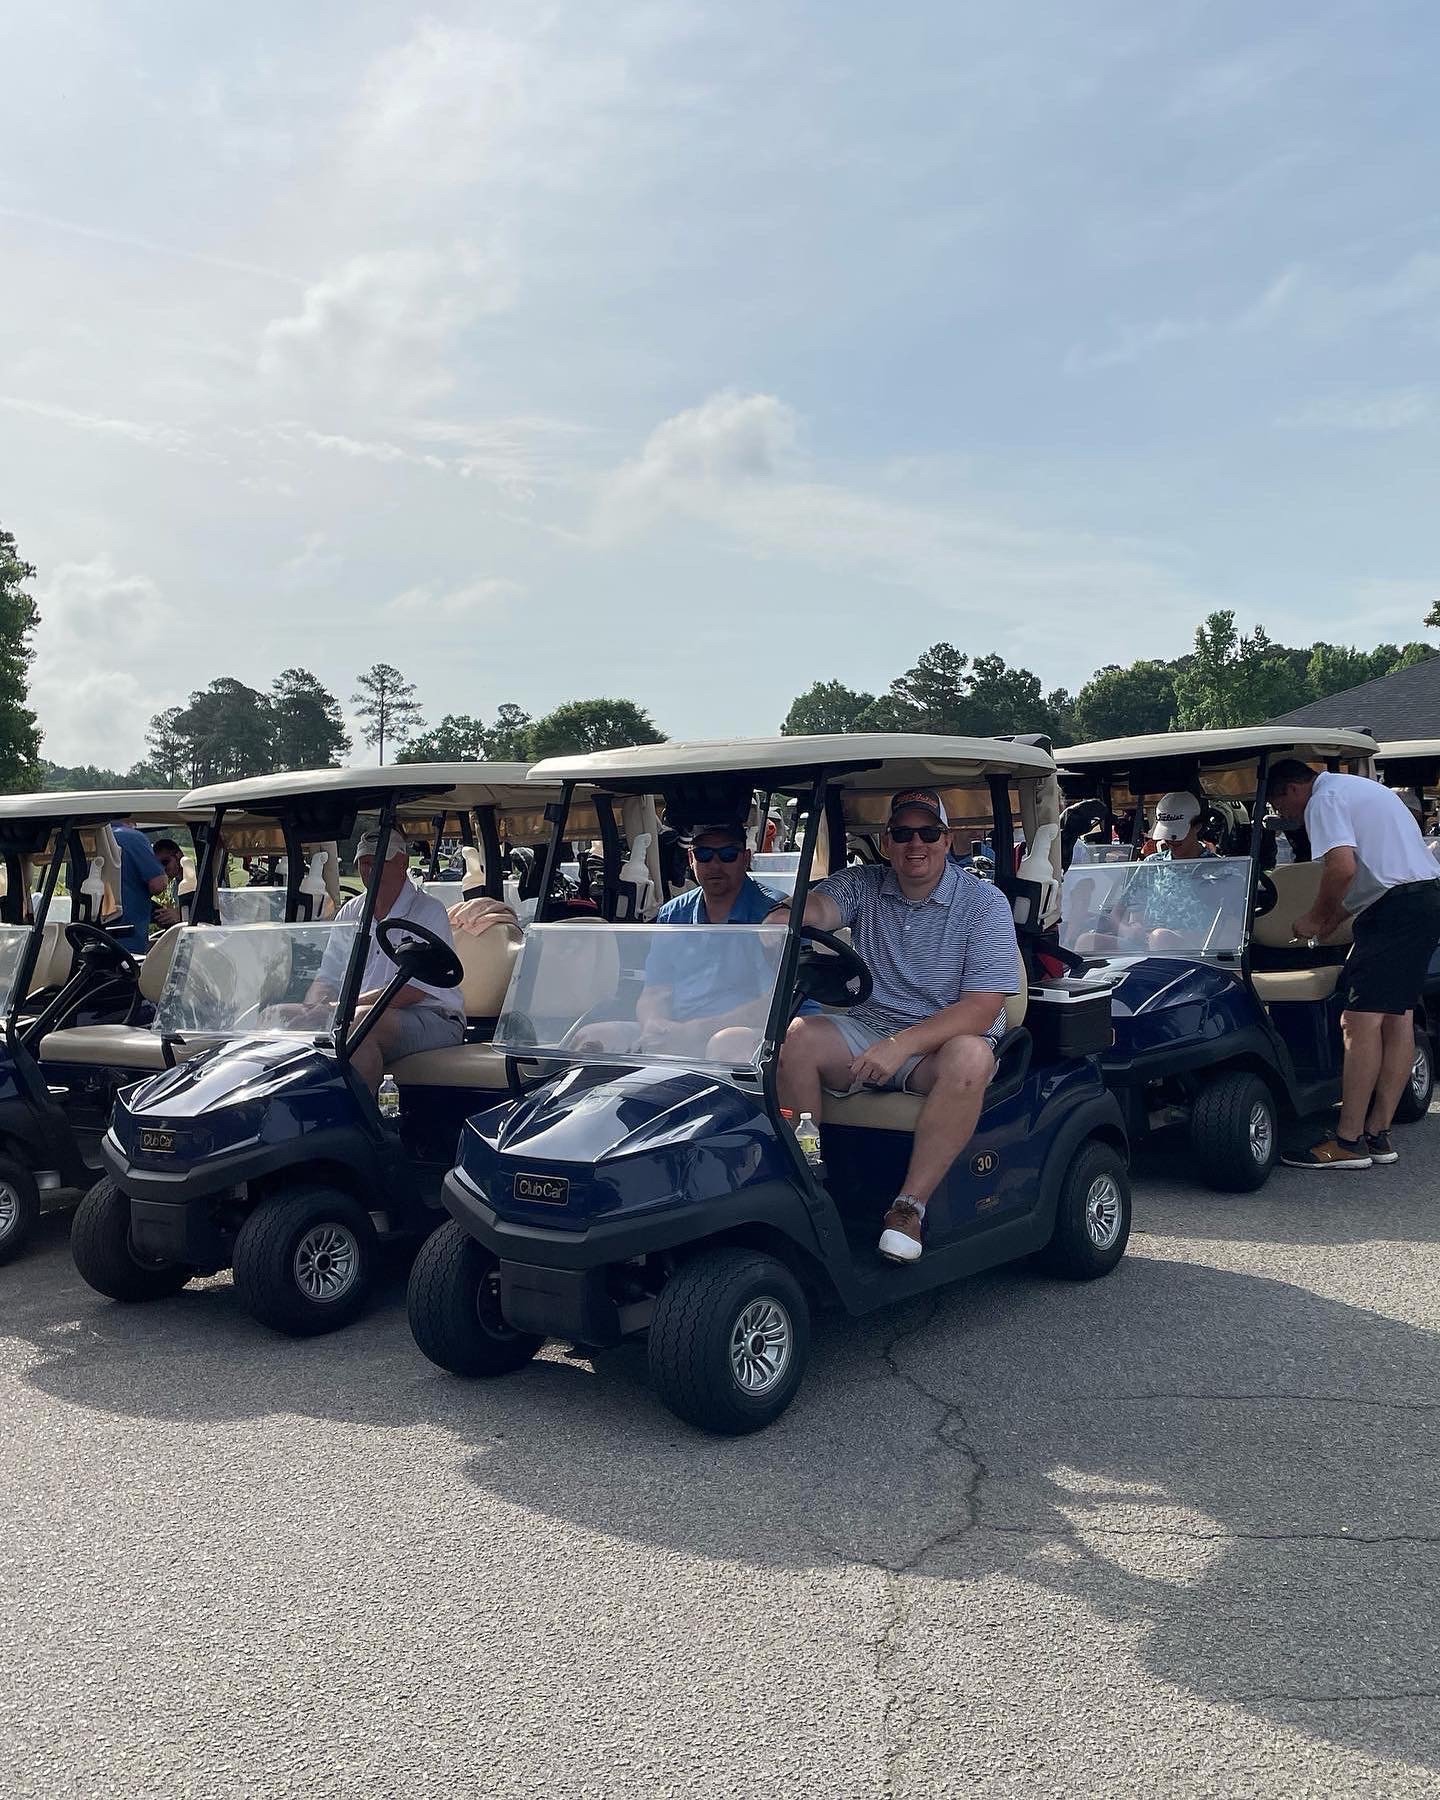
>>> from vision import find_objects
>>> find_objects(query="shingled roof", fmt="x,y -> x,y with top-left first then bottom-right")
1267,654 -> 1440,738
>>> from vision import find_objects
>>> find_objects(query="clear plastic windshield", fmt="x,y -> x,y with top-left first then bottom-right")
750,852 -> 801,892
154,923 -> 358,1038
494,921 -> 788,1071
1060,855 -> 1252,960
0,926 -> 32,1011
217,887 -> 288,925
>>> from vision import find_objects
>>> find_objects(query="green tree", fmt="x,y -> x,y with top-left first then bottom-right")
143,706 -> 190,786
1425,598 -> 1440,631
271,668 -> 350,770
40,759 -> 139,791
483,702 -> 533,761
398,713 -> 488,762
1172,612 -> 1298,730
1070,661 -> 1178,742
174,678 -> 275,784
524,698 -> 666,760
780,680 -> 877,735
351,663 -> 424,764
854,643 -> 1066,738
0,526 -> 43,790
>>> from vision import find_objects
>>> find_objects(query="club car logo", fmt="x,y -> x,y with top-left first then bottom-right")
140,1128 -> 176,1155
514,1172 -> 569,1204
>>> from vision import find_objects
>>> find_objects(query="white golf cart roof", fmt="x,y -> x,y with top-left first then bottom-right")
184,763 -> 545,815
529,733 -> 1055,789
1061,727 -> 1377,775
1376,740 -> 1440,763
0,789 -> 204,826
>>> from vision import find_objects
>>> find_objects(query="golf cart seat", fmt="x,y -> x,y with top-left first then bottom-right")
1250,965 -> 1345,1004
38,926 -> 193,1070
23,922 -> 74,998
389,923 -> 523,1090
1249,862 -> 1352,1006
821,948 -> 1028,1133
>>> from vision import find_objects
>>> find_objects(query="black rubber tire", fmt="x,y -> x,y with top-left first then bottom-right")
0,1154 -> 40,1267
648,1248 -> 810,1436
232,1186 -> 379,1338
407,1221 -> 544,1376
1392,1026 -> 1434,1125
70,1176 -> 193,1301
1188,1071 -> 1278,1193
1037,1138 -> 1131,1280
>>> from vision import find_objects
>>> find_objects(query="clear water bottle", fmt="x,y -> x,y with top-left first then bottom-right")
378,1074 -> 400,1122
795,1111 -> 822,1165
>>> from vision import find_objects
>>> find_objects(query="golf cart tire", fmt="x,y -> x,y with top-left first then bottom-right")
1393,1026 -> 1434,1125
70,1176 -> 193,1301
232,1186 -> 379,1338
407,1221 -> 543,1377
0,1155 -> 40,1266
1037,1137 -> 1131,1280
648,1247 -> 811,1436
1189,1071 -> 1278,1192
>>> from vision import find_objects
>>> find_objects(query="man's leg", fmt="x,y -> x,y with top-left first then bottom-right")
1337,1009 -> 1384,1142
775,1015 -> 862,1121
897,1034 -> 996,1204
1365,1011 -> 1418,1135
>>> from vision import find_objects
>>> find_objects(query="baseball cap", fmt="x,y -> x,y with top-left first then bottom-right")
887,787 -> 950,828
354,830 -> 408,863
679,821 -> 747,847
1151,792 -> 1202,843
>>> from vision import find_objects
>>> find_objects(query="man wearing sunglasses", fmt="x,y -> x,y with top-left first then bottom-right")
770,787 -> 1017,1266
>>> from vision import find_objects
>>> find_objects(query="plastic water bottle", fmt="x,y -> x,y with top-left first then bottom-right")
795,1111 -> 822,1165
378,1074 -> 401,1122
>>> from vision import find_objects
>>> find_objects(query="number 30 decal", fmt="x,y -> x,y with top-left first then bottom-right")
970,1150 -> 998,1177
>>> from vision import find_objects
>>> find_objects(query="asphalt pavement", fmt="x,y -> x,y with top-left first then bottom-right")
3,1121 -> 1439,1799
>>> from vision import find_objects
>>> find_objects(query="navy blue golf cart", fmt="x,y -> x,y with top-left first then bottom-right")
406,734 -> 1130,1435
1375,739 -> 1440,1047
0,788 -> 219,1264
67,763 -> 579,1336
1056,727 -> 1433,1191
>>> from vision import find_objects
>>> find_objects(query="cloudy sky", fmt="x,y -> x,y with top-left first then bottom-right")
3,0 -> 1437,768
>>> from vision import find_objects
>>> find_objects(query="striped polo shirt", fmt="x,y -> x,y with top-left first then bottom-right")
813,859 -> 1019,1045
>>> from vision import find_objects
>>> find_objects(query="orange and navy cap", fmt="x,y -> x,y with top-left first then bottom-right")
887,788 -> 950,827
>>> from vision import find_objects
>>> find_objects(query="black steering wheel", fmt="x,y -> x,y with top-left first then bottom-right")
64,921 -> 141,981
376,917 -> 465,989
1252,871 -> 1278,918
795,925 -> 873,1011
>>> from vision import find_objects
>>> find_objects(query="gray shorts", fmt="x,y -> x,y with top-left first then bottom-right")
821,1014 -> 1000,1098
385,1007 -> 465,1061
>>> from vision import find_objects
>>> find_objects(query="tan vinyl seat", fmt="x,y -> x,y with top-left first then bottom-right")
389,923 -> 522,1090
1250,966 -> 1344,1004
822,945 -> 1028,1133
38,926 -> 192,1069
1251,862 -> 1353,948
23,923 -> 73,998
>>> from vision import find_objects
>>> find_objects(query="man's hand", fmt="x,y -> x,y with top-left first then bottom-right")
639,1017 -> 688,1052
1292,909 -> 1324,941
152,904 -> 180,928
849,1033 -> 909,1089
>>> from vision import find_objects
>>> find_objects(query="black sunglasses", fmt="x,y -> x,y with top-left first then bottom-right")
888,824 -> 947,844
692,844 -> 744,864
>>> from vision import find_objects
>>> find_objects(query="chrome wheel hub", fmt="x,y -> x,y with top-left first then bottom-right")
1412,1047 -> 1430,1103
729,1297 -> 792,1396
1084,1174 -> 1124,1250
1249,1100 -> 1274,1165
293,1223 -> 360,1303
0,1182 -> 18,1240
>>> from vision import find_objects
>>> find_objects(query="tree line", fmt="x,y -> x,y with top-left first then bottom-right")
781,611 -> 1438,744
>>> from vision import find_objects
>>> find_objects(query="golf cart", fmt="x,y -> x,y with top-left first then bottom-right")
0,789 -> 213,1264
67,764 -> 577,1336
1055,727 -> 1429,1192
1375,740 -> 1440,1047
406,734 -> 1129,1436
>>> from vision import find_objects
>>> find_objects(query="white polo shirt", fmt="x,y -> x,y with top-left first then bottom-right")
317,880 -> 465,1020
1304,771 -> 1440,914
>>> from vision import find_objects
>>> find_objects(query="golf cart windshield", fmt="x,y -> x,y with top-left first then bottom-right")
494,921 -> 788,1072
0,926 -> 32,1011
1059,855 -> 1252,960
154,923 -> 358,1038
217,887 -> 288,925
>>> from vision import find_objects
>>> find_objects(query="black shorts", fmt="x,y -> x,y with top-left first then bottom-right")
1344,881 -> 1440,1014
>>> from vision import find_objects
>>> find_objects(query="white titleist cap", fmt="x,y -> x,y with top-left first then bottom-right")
354,830 -> 407,863
1152,792 -> 1202,843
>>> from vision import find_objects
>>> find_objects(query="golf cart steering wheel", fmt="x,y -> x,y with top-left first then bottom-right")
795,925 -> 874,1010
376,917 -> 465,990
1252,871 -> 1279,918
1198,805 -> 1230,852
64,921 -> 141,981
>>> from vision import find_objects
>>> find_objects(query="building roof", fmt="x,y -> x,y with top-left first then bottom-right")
1266,655 -> 1440,738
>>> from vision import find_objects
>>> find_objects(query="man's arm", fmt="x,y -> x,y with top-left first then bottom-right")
763,891 -> 843,930
1294,846 -> 1355,940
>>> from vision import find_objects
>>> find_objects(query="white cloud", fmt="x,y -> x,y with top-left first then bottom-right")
280,532 -> 343,590
599,391 -> 800,532
1239,253 -> 1440,340
30,557 -> 179,768
385,577 -> 523,621
1063,317 -> 1209,375
258,244 -> 515,408
1278,389 -> 1434,432
0,394 -> 215,459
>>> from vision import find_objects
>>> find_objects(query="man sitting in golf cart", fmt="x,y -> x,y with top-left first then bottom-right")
768,786 -> 1017,1267
289,829 -> 465,1092
1076,791 -> 1221,955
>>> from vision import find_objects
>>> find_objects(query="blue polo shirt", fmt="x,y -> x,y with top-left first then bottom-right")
645,876 -> 784,1023
112,826 -> 165,950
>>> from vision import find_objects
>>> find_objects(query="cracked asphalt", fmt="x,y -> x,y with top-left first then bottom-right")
3,1118 -> 1439,1799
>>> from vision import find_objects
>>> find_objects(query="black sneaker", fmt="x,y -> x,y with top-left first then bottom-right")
1281,1134 -> 1373,1170
1365,1131 -> 1398,1164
